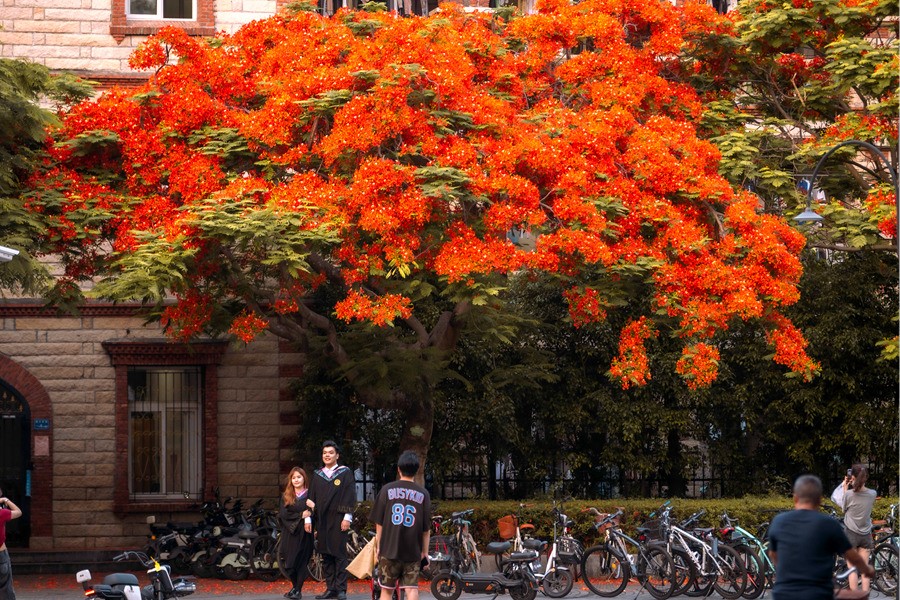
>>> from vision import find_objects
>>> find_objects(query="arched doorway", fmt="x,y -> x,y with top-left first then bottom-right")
0,379 -> 30,547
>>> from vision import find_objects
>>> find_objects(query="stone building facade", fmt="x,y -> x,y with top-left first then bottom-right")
0,302 -> 303,550
1,0 -> 281,86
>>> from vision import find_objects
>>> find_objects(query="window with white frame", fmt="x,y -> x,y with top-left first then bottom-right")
127,0 -> 195,20
127,367 -> 202,498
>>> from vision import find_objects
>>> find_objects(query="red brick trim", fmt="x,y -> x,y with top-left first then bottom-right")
0,356 -> 53,538
103,340 -> 227,516
0,303 -> 145,318
110,0 -> 216,43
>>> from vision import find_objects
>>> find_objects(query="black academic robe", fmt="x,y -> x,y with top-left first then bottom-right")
279,491 -> 315,577
309,465 -> 357,558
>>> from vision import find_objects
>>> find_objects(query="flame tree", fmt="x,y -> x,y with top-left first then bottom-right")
25,0 -> 817,468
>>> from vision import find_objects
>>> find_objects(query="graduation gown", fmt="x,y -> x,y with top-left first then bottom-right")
278,491 -> 314,575
309,465 -> 357,558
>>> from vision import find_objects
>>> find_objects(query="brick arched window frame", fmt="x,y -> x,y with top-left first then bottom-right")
110,0 -> 216,43
103,339 -> 227,516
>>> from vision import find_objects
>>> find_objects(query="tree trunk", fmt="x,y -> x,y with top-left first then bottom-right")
397,385 -> 434,487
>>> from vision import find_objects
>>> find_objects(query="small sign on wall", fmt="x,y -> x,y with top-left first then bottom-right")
33,418 -> 50,431
34,436 -> 50,457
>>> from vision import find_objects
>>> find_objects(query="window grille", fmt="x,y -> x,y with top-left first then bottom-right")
127,367 -> 202,499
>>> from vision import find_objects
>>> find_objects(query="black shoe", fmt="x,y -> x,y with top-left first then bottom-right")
336,593 -> 346,600
315,592 -> 337,599
285,590 -> 298,599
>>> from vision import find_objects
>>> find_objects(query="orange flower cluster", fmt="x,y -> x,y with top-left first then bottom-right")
767,315 -> 818,381
228,310 -> 269,344
27,0 -> 817,383
334,290 -> 413,326
865,187 -> 897,239
159,290 -> 213,341
563,288 -> 607,328
675,343 -> 720,390
609,317 -> 657,389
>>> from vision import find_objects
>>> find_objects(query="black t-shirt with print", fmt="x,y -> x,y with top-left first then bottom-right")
369,480 -> 431,563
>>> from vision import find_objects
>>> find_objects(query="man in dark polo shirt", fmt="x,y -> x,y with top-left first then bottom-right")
768,474 -> 874,600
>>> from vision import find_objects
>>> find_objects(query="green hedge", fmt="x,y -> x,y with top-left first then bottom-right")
353,496 -> 896,546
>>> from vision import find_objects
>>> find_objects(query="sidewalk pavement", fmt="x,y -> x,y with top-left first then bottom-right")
12,571 -> 738,600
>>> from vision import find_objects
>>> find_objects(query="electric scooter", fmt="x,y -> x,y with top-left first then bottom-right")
76,550 -> 197,600
430,540 -> 542,600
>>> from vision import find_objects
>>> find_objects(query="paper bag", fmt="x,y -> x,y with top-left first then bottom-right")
346,537 -> 377,579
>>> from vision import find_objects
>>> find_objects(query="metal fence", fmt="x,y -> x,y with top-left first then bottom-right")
354,457 -> 894,501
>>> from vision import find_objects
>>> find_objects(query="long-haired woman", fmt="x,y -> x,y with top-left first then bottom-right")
280,467 -> 315,599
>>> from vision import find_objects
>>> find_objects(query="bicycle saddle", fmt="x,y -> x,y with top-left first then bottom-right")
485,541 -> 512,554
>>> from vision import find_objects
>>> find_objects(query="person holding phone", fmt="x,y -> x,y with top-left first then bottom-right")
840,465 -> 877,593
369,451 -> 431,600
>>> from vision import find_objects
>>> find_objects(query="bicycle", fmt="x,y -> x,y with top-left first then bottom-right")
495,505 -> 539,569
431,509 -> 481,575
720,510 -> 772,599
657,505 -> 747,599
870,503 -> 897,597
581,507 -> 676,599
523,502 -> 576,598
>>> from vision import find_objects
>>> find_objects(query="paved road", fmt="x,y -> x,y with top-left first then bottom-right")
14,571 -> 737,600
15,571 -> 894,600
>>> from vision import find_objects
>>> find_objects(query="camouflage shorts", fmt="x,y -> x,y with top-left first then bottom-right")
377,556 -> 420,589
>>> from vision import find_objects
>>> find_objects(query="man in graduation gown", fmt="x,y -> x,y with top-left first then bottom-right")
306,440 -> 357,600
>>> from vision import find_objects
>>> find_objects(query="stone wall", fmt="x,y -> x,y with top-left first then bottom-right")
0,306 -> 300,550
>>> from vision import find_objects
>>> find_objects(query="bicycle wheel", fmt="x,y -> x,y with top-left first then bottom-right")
635,545 -> 675,600
873,541 -> 898,596
308,550 -> 325,582
683,574 -> 713,598
541,568 -> 574,598
251,535 -> 281,581
732,544 -> 765,599
669,548 -> 696,597
581,545 -> 629,597
711,543 -> 747,600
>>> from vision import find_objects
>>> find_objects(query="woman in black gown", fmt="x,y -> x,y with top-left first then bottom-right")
280,467 -> 315,599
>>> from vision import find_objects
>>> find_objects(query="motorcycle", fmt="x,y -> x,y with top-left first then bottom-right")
76,550 -> 197,600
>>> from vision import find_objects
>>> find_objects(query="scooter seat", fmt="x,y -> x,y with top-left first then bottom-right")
92,584 -> 129,598
509,550 -> 539,561
484,541 -> 511,555
523,539 -> 545,551
103,573 -> 140,586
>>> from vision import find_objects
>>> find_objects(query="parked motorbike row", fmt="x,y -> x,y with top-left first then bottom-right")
141,492 -> 282,582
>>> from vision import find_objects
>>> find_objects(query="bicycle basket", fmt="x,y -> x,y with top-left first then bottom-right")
638,518 -> 665,542
498,515 -> 517,540
556,536 -> 582,565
